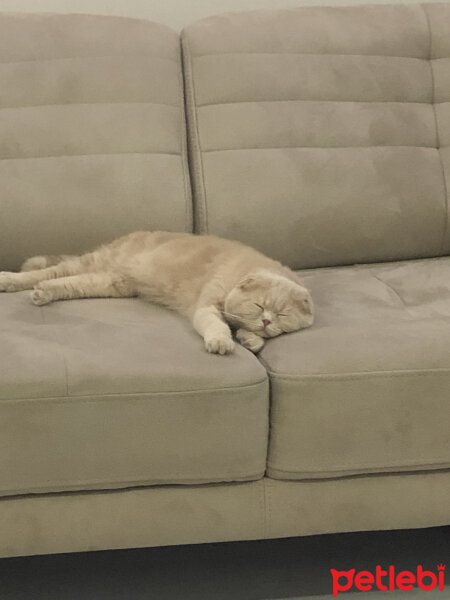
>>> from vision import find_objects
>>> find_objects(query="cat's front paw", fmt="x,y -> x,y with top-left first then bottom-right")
204,334 -> 235,355
31,285 -> 52,306
235,329 -> 265,353
0,272 -> 18,292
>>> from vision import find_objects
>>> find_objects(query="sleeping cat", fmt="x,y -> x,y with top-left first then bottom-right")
0,232 -> 314,354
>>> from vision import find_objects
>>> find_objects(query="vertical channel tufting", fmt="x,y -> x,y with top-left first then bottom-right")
183,5 -> 448,269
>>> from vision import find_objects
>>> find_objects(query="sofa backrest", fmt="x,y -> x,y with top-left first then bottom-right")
0,13 -> 191,271
183,4 -> 450,269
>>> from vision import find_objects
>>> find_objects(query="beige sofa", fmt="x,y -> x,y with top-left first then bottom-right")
1,4 -> 449,558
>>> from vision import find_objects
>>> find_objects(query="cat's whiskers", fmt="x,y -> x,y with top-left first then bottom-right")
222,310 -> 256,328
222,310 -> 240,319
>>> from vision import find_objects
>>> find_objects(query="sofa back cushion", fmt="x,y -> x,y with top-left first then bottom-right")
183,4 -> 450,269
0,13 -> 191,270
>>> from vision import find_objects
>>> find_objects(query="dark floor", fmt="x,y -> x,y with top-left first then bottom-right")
0,526 -> 449,599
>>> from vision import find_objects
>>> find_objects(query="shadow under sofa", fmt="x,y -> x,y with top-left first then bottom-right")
1,4 -> 450,558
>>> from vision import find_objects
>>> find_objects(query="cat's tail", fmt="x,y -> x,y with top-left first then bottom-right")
20,254 -> 77,272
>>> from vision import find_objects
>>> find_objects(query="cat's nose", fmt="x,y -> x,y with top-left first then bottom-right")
262,318 -> 271,327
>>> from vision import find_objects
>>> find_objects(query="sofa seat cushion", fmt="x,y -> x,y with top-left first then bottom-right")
261,257 -> 450,480
0,293 -> 268,497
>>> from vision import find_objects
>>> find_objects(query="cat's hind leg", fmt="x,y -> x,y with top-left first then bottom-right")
0,257 -> 84,293
21,254 -> 77,272
31,272 -> 135,306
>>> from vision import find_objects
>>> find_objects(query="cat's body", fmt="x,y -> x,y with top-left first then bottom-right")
0,232 -> 314,354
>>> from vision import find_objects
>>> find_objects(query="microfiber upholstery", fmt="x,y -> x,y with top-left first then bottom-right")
182,4 -> 450,269
1,5 -> 450,559
183,3 -> 450,483
0,293 -> 268,496
2,471 -> 450,557
0,13 -> 192,271
429,3 -> 450,254
260,258 -> 450,479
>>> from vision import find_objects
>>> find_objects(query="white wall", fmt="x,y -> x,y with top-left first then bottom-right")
0,0 -> 447,30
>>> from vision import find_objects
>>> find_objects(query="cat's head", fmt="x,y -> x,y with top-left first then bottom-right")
223,270 -> 314,339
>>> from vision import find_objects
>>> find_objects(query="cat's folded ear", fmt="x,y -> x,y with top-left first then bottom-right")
238,275 -> 261,291
292,283 -> 314,313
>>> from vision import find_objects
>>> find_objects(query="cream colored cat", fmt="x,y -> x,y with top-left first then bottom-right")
0,232 -> 314,354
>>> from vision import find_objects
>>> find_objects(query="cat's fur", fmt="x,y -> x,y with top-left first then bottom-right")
0,232 -> 314,354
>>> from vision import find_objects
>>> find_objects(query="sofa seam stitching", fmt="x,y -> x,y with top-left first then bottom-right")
0,151 -> 182,162
1,377 -> 269,403
198,101 -> 439,109
265,479 -> 272,539
197,99 -> 431,109
266,368 -> 450,381
177,43 -> 194,233
181,31 -> 209,233
0,101 -> 179,110
0,54 -> 178,65
1,472 -> 267,497
1,101 -> 180,110
296,254 -> 450,276
201,145 -> 436,153
259,479 -> 266,539
191,51 -> 429,60
421,3 -> 449,255
268,459 -> 450,473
